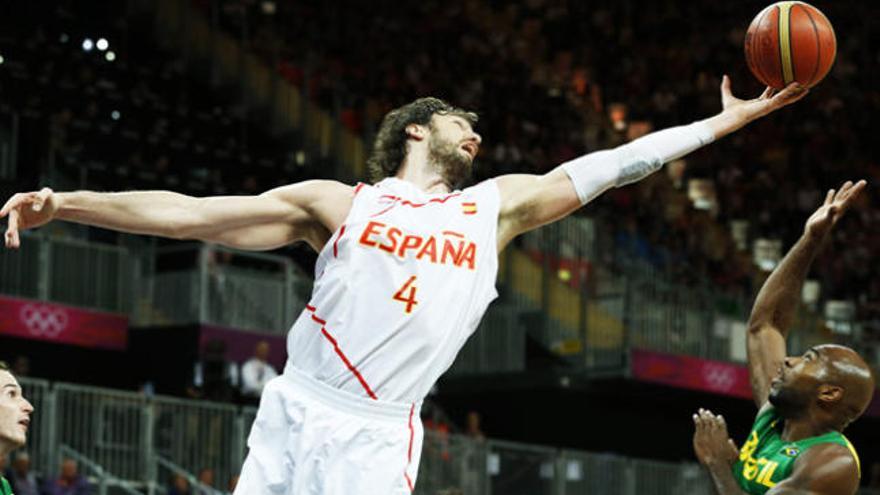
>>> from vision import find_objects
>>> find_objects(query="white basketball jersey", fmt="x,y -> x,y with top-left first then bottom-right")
286,177 -> 500,403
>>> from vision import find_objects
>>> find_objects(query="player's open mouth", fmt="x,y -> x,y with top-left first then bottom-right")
461,142 -> 478,159
18,418 -> 29,430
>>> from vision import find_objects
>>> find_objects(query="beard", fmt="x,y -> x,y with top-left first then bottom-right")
768,383 -> 812,419
428,134 -> 473,189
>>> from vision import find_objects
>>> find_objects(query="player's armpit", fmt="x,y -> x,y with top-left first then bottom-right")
496,169 -> 582,250
766,444 -> 860,495
746,321 -> 787,408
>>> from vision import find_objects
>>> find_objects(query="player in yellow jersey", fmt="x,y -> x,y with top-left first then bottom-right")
0,361 -> 34,495
692,180 -> 875,495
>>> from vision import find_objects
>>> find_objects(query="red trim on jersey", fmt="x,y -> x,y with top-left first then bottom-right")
333,224 -> 347,258
354,183 -> 366,195
305,305 -> 378,400
371,192 -> 462,218
378,193 -> 462,208
371,202 -> 398,218
404,403 -> 416,492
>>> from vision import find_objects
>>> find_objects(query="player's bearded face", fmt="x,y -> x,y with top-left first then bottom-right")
427,127 -> 473,189
768,369 -> 816,418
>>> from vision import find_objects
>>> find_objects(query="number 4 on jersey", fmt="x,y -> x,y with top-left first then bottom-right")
393,276 -> 419,314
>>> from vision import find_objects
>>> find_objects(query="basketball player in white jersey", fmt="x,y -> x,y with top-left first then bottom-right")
3,77 -> 806,494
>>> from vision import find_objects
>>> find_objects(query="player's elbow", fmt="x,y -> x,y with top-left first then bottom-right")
746,320 -> 768,336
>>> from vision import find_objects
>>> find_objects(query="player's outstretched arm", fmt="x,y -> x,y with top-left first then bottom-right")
496,76 -> 808,248
2,180 -> 352,251
746,181 -> 865,408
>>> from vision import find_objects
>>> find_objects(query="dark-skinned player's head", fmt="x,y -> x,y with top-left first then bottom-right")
367,97 -> 479,188
769,344 -> 875,429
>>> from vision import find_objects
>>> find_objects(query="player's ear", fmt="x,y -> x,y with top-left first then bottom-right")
817,384 -> 843,404
405,123 -> 428,141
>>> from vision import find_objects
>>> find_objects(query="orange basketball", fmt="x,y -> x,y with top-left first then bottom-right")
744,1 -> 836,89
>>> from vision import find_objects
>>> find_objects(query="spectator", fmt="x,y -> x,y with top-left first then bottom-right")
227,474 -> 239,494
240,341 -> 278,403
465,411 -> 485,442
167,473 -> 191,495
43,459 -> 91,495
8,452 -> 38,495
195,468 -> 216,495
188,340 -> 239,403
12,357 -> 29,378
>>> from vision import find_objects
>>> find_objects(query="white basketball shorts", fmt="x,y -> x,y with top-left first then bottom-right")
235,365 -> 423,495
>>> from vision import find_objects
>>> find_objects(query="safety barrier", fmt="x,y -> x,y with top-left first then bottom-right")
0,227 -> 864,376
59,445 -> 146,495
0,233 -> 135,314
504,216 -> 838,371
12,378 -> 880,495
17,378 -> 52,472
137,243 -> 310,334
151,394 -> 244,489
152,455 -> 225,495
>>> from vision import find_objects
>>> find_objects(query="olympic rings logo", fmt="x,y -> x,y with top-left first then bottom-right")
19,304 -> 69,338
703,363 -> 736,392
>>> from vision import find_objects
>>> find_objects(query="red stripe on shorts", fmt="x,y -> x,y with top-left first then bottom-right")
404,403 -> 415,492
305,305 -> 378,400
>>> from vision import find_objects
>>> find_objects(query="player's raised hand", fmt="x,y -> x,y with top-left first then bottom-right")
1,187 -> 58,249
803,180 -> 867,241
719,74 -> 809,121
692,408 -> 739,467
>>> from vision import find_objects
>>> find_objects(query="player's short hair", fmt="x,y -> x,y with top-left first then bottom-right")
0,361 -> 8,372
367,97 -> 478,183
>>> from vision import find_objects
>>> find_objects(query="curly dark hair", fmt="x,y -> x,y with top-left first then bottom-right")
367,97 -> 477,183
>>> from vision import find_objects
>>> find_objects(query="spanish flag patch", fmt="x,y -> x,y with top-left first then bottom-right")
462,202 -> 477,215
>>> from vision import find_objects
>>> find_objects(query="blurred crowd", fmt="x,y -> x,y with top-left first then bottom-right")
204,0 -> 880,336
0,2 -> 305,199
2,2 -> 879,329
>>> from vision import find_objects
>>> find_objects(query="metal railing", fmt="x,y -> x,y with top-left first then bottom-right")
416,431 -> 490,495
152,455 -> 225,495
0,232 -> 135,314
18,378 -> 53,472
136,243 -> 310,334
54,383 -> 153,481
59,445 -> 146,495
1,227 -> 863,377
0,234 -> 312,334
13,378 -> 880,495
447,302 -> 527,376
417,432 -> 711,495
150,394 -> 244,489
502,216 -> 850,371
